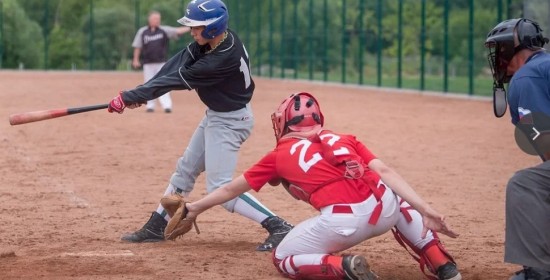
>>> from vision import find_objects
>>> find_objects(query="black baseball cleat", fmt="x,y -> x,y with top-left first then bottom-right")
342,255 -> 379,280
256,216 -> 293,251
121,212 -> 167,243
164,108 -> 172,113
436,262 -> 462,280
509,267 -> 550,280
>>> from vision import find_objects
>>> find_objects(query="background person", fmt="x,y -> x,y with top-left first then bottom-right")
132,11 -> 190,113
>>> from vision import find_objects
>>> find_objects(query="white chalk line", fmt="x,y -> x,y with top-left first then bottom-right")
60,250 -> 134,257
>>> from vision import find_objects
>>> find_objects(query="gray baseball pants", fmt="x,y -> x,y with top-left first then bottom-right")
505,160 -> 550,271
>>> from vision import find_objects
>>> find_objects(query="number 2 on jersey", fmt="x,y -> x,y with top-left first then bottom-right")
290,133 -> 350,173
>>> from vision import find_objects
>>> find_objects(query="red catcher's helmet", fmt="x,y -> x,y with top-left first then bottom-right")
271,92 -> 324,141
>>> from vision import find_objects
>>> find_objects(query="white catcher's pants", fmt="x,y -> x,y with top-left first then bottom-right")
274,182 -> 436,275
143,62 -> 172,110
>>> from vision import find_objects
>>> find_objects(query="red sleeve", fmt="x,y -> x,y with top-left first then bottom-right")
243,151 -> 279,192
355,140 -> 377,164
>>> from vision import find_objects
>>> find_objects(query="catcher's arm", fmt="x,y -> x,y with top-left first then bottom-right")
368,159 -> 459,239
186,175 -> 252,217
163,175 -> 253,240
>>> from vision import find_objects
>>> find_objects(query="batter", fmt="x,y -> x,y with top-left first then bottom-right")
108,0 -> 293,251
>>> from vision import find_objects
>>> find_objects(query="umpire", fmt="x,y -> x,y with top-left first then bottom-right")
485,18 -> 550,280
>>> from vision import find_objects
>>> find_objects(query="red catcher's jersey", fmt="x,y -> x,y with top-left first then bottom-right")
243,130 -> 381,210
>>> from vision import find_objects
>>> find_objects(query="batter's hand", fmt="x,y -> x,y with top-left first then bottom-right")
108,92 -> 141,113
421,207 -> 459,239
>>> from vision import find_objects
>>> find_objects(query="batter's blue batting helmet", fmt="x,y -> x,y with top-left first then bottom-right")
177,0 -> 228,39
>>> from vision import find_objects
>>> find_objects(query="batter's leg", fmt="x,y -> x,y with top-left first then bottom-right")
160,116 -> 208,219
203,105 -> 292,251
120,117 -> 207,243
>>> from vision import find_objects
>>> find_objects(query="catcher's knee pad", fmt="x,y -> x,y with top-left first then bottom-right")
392,228 -> 456,279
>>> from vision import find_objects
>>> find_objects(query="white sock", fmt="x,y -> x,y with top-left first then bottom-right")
156,184 -> 190,222
233,192 -> 275,224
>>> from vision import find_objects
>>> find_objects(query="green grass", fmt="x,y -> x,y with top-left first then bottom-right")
257,69 -> 494,97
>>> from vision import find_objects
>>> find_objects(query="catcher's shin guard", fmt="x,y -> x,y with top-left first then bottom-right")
391,228 -> 461,280
273,253 -> 378,280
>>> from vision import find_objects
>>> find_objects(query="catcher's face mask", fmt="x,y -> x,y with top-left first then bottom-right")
271,92 -> 324,142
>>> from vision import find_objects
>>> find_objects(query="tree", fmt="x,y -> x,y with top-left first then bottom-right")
1,0 -> 44,69
82,6 -> 134,70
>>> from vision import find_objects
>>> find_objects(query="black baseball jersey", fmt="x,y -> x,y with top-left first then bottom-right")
123,29 -> 255,112
140,27 -> 169,64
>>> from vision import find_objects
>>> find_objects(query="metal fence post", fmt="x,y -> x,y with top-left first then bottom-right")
497,0 -> 503,22
135,0 -> 140,31
0,0 -> 3,69
420,0 -> 426,91
397,0 -> 403,88
280,0 -> 286,78
244,0 -> 250,49
255,0 -> 261,76
323,0 -> 328,81
89,0 -> 94,70
268,0 -> 273,77
292,0 -> 298,79
44,0 -> 49,70
234,0 -> 240,32
308,0 -> 313,80
376,0 -> 382,86
358,0 -> 365,85
443,0 -> 449,92
342,0 -> 347,84
468,0 -> 474,95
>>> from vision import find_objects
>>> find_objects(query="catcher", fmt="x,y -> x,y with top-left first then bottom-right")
162,92 -> 462,280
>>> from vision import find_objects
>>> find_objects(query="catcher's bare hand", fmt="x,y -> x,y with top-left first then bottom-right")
421,207 -> 459,239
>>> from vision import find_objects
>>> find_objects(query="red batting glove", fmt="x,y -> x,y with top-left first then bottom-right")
108,92 -> 126,114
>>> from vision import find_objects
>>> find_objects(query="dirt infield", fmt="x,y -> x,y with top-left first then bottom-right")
0,71 -> 540,279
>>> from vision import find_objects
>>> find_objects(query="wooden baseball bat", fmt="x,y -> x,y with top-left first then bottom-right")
9,104 -> 109,126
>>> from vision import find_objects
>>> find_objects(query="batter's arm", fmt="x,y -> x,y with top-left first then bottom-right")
368,159 -> 459,238
122,48 -> 195,105
186,175 -> 252,218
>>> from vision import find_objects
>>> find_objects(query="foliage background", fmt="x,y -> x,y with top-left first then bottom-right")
0,0 -> 548,95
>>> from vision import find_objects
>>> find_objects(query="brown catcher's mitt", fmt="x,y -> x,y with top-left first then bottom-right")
161,194 -> 200,240
160,194 -> 184,218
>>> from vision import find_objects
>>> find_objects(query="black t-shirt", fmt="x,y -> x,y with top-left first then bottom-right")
141,27 -> 169,64
123,29 -> 255,112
